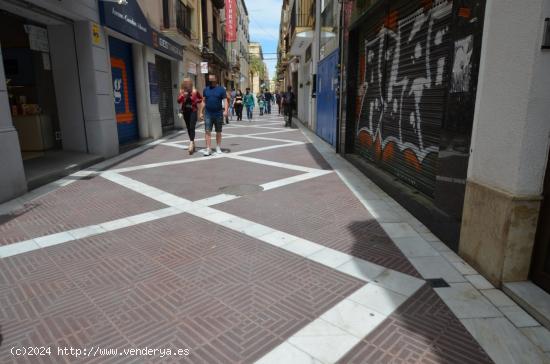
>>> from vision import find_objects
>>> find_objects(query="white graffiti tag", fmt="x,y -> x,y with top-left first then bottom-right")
357,0 -> 452,163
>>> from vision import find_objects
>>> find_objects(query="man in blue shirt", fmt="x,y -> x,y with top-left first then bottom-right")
200,74 -> 229,155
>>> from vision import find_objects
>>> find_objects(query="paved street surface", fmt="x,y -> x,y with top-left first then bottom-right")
0,114 -> 547,363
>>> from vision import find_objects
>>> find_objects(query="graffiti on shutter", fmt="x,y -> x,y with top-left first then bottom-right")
355,0 -> 452,196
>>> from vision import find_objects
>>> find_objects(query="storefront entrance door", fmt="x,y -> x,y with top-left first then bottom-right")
155,55 -> 174,131
531,148 -> 550,293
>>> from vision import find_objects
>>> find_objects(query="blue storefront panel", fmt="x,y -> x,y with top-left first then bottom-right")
316,49 -> 340,147
108,36 -> 139,144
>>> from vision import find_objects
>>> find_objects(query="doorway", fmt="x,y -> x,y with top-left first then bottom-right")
0,10 -> 61,160
155,55 -> 174,132
531,149 -> 550,293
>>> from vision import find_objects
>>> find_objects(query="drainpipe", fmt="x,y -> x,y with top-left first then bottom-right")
311,0 -> 321,131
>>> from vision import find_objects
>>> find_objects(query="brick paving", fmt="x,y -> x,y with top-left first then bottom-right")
0,178 -> 165,246
0,114 -> 496,363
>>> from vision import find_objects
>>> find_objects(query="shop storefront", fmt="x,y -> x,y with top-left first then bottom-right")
98,0 -> 184,142
1,11 -> 62,159
344,0 -> 486,250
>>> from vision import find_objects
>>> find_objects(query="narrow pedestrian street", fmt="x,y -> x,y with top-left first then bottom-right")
2,113 -> 544,363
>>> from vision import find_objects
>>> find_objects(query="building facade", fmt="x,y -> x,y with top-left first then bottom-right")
277,0 -> 550,298
0,0 -> 252,205
222,0 -> 250,91
249,42 -> 268,94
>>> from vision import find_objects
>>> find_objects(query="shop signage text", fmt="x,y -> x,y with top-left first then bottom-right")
99,0 -> 183,60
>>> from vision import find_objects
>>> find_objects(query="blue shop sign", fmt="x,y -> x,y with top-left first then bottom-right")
98,0 -> 183,60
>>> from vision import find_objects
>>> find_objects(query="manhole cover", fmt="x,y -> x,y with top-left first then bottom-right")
219,184 -> 264,196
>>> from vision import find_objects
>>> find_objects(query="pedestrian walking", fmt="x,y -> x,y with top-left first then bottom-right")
229,88 -> 236,119
244,88 -> 255,122
200,74 -> 229,156
224,90 -> 231,124
275,91 -> 282,115
234,90 -> 244,121
177,78 -> 203,155
264,89 -> 273,114
283,85 -> 296,127
259,95 -> 265,116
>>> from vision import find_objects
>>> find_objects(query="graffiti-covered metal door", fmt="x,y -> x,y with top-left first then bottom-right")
352,0 -> 453,196
155,55 -> 174,131
316,49 -> 339,147
109,37 -> 139,145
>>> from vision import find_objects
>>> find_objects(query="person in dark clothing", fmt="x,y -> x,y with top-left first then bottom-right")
177,78 -> 203,154
233,90 -> 244,121
275,91 -> 282,115
264,89 -> 273,114
283,86 -> 295,127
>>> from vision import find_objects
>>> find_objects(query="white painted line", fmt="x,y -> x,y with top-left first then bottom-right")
227,155 -> 323,173
0,240 -> 40,258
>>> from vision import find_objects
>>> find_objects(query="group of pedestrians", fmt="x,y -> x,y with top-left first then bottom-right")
176,75 -> 297,157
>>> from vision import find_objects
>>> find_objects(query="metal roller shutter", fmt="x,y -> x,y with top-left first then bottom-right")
108,37 -> 139,144
155,55 -> 174,131
354,0 -> 453,196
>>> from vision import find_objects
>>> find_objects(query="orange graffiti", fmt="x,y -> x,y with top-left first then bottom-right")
458,7 -> 471,18
382,142 -> 395,162
384,10 -> 398,30
359,130 -> 373,147
374,135 -> 383,160
404,149 -> 422,172
421,0 -> 433,10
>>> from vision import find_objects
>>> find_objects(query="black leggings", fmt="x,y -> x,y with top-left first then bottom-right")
184,111 -> 197,141
235,104 -> 243,120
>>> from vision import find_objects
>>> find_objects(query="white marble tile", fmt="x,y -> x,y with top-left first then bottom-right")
435,283 -> 503,319
259,231 -> 300,247
372,269 -> 425,297
450,260 -> 478,275
409,256 -> 466,283
0,240 -> 40,258
392,236 -> 440,257
465,274 -> 494,290
127,212 -> 161,224
282,239 -> 324,257
520,326 -> 550,352
481,289 -> 517,307
428,240 -> 453,253
380,223 -> 420,238
151,207 -> 182,219
320,299 -> 387,339
347,284 -> 408,315
68,225 -> 106,240
461,317 -> 549,364
288,319 -> 359,364
218,217 -> 255,232
255,342 -> 322,364
335,258 -> 386,282
242,224 -> 276,238
99,218 -> 135,231
34,232 -> 74,248
420,232 -> 440,242
308,248 -> 353,268
500,305 -> 540,328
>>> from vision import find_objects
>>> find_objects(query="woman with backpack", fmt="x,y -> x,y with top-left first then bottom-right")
177,78 -> 203,154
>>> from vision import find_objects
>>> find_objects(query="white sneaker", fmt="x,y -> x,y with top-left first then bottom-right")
216,146 -> 223,154
201,148 -> 211,156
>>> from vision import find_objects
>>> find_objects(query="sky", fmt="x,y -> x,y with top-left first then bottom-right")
245,0 -> 282,80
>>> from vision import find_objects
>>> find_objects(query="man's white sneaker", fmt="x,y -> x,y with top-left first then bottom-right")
201,148 -> 211,156
216,146 -> 223,154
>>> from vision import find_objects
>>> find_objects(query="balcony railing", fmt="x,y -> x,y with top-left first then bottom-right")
203,32 -> 228,65
176,1 -> 192,37
289,0 -> 315,39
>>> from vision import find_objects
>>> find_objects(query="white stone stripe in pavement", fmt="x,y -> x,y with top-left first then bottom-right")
98,169 -> 424,364
294,119 -> 550,363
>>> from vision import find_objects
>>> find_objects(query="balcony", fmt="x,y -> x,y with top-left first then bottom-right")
288,0 -> 315,56
176,0 -> 192,37
203,32 -> 228,65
